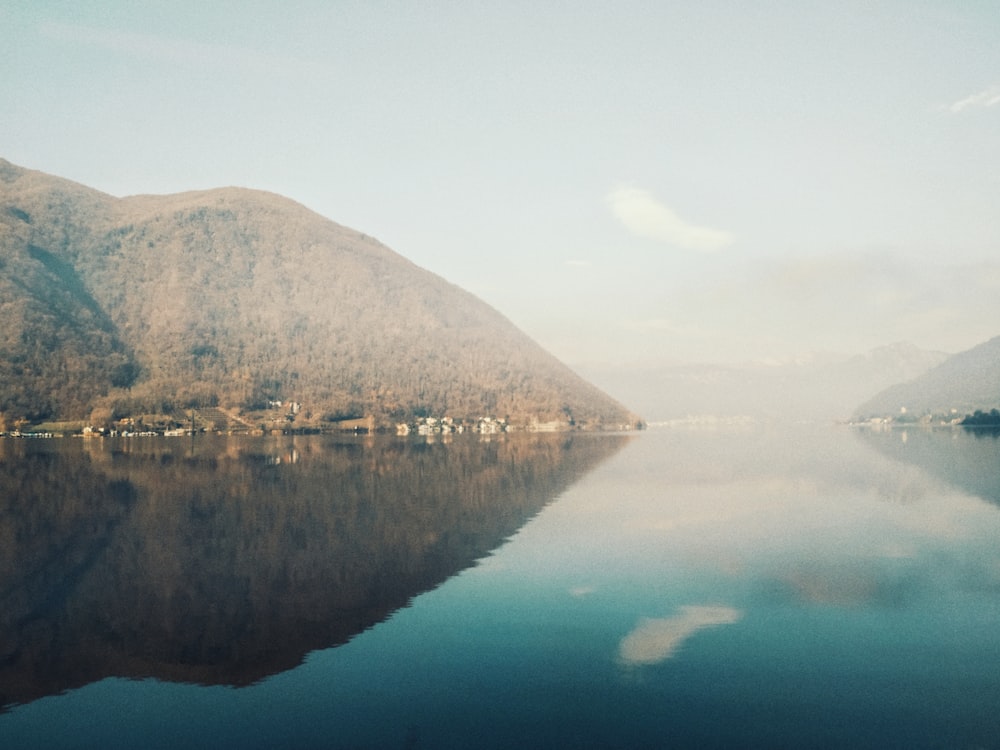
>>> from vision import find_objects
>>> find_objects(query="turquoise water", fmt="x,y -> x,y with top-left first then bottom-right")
2,426 -> 1000,748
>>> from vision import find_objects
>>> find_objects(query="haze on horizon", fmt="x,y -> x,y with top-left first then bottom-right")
4,1 -> 999,368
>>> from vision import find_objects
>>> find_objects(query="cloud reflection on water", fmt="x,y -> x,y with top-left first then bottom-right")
618,605 -> 742,666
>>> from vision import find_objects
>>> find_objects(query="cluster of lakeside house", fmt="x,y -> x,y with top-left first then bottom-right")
2,399 -> 592,439
396,416 -> 507,436
395,415 -> 573,436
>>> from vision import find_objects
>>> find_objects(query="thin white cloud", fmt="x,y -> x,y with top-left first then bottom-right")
607,186 -> 734,252
618,605 -> 742,666
948,85 -> 1000,114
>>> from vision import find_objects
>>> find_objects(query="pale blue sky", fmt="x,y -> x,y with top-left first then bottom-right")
4,1 -> 999,365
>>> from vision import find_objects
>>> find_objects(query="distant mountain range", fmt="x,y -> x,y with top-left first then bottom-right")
577,342 -> 951,424
854,335 -> 1000,421
0,159 -> 638,430
578,333 -> 1000,425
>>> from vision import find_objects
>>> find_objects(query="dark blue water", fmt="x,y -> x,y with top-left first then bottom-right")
2,426 -> 1000,748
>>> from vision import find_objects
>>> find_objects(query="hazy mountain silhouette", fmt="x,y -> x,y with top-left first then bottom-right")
0,159 -> 637,429
577,342 -> 948,424
855,335 -> 1000,420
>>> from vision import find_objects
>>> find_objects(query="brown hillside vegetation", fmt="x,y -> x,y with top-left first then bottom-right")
0,159 -> 639,430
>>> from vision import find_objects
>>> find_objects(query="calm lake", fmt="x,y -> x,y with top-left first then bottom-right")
2,425 -> 1000,748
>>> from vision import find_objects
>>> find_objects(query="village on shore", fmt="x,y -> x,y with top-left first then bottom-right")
1,399 -> 637,439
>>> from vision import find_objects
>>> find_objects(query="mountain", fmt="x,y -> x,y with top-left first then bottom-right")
575,342 -> 949,424
0,159 -> 638,430
854,335 -> 1000,420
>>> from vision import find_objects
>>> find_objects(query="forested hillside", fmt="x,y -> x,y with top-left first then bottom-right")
0,159 -> 638,430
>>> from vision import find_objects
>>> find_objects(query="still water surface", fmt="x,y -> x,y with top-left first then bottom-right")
2,426 -> 1000,748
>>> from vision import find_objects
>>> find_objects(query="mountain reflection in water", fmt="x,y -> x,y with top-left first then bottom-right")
0,433 -> 629,708
853,425 -> 1000,507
